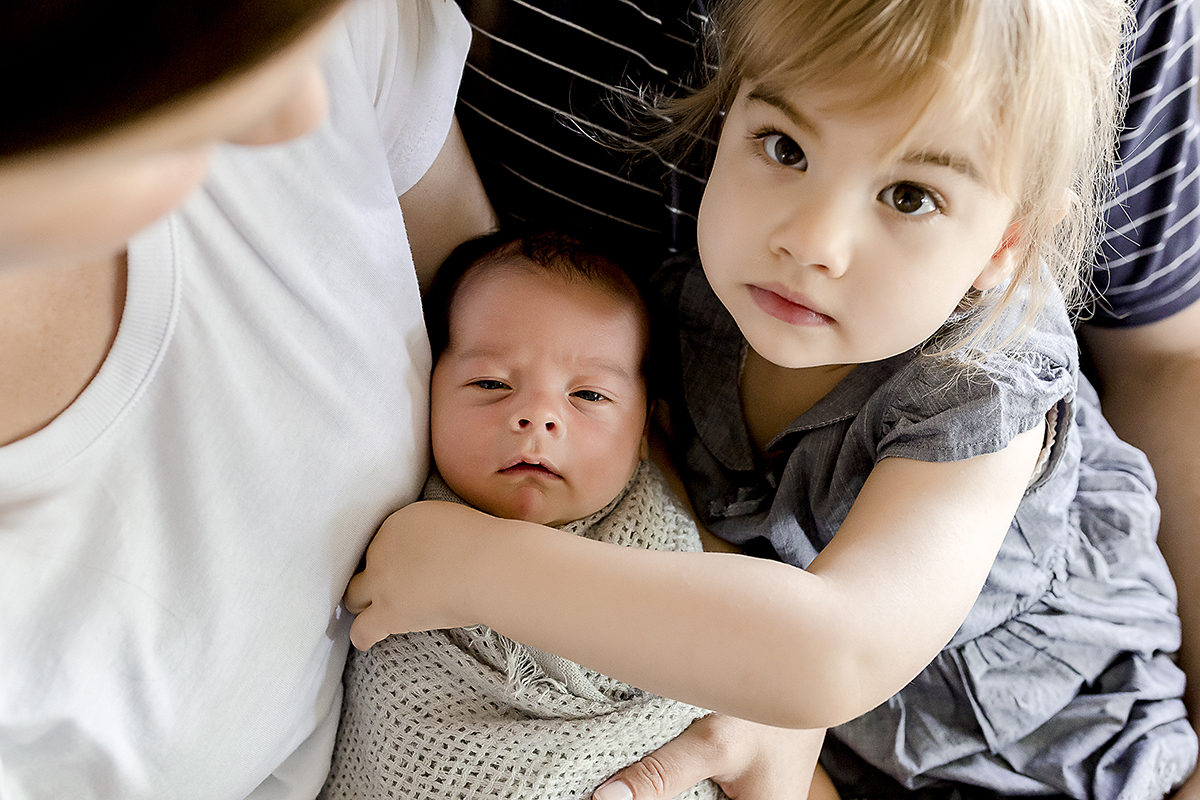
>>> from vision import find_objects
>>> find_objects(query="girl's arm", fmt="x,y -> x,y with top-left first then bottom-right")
347,423 -> 1044,729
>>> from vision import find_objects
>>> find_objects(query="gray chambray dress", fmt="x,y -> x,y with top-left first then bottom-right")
653,256 -> 1197,799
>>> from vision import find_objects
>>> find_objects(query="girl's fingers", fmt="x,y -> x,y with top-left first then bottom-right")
344,572 -> 390,652
343,571 -> 371,614
347,603 -> 389,652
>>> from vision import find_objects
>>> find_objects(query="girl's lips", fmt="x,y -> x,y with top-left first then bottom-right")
749,284 -> 833,326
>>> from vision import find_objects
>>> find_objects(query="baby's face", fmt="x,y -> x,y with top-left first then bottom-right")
430,263 -> 649,526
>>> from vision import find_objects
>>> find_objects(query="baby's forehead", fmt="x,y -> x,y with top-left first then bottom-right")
448,259 -> 650,374
456,256 -> 649,329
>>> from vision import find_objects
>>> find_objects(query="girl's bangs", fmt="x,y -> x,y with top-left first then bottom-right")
731,0 -> 970,112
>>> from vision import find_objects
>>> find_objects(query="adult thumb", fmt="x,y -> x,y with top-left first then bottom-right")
592,756 -> 701,800
592,721 -> 725,800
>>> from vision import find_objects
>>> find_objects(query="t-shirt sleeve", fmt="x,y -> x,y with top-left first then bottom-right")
875,348 -> 1074,464
1090,0 -> 1200,327
341,0 -> 472,195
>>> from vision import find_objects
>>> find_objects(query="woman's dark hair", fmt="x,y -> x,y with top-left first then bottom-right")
1,0 -> 343,157
425,228 -> 653,390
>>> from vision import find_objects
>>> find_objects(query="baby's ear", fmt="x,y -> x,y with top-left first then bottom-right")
639,399 -> 655,460
973,219 -> 1022,291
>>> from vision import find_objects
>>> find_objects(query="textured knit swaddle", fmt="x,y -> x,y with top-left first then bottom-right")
322,461 -> 725,800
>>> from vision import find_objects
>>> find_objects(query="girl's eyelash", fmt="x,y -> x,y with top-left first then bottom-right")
749,126 -> 786,147
747,127 -> 802,170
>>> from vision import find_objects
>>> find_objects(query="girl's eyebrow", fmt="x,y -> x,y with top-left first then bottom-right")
744,88 -> 822,139
901,151 -> 985,185
746,87 -> 986,186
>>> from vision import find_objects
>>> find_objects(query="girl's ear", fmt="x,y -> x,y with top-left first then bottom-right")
1050,189 -> 1076,226
973,219 -> 1022,291
973,189 -> 1073,291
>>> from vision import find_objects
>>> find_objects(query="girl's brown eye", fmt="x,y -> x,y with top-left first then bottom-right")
763,133 -> 807,169
879,182 -> 939,215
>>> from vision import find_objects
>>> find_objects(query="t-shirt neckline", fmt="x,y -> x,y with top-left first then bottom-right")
0,216 -> 179,491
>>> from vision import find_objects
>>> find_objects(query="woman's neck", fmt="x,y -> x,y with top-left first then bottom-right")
0,252 -> 127,446
739,348 -> 854,454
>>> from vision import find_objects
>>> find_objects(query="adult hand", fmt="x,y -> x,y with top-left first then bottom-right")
591,715 -> 835,800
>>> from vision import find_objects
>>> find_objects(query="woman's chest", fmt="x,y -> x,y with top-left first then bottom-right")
0,254 -> 124,446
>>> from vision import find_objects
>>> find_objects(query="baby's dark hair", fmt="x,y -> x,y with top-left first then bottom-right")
425,228 -> 652,385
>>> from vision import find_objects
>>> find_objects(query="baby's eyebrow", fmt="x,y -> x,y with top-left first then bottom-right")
577,356 -> 638,384
452,345 -> 506,362
452,348 -> 639,384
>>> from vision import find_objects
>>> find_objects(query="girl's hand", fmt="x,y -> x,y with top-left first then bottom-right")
592,715 -> 835,800
345,500 -> 498,650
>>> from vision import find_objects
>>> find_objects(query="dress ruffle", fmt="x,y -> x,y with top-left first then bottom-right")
829,383 -> 1196,799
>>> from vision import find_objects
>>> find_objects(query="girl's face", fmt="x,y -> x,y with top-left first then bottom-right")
698,80 -> 1019,370
0,12 -> 339,272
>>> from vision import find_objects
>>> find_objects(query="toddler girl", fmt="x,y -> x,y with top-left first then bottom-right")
347,1 -> 1198,796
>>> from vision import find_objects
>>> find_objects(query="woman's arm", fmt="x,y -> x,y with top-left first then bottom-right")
347,423 -> 1043,729
1081,306 -> 1200,800
398,115 -> 496,290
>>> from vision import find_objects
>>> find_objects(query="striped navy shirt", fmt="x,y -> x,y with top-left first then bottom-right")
456,0 -> 1200,326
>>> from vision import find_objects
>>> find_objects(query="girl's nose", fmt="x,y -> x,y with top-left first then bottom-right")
768,194 -> 854,278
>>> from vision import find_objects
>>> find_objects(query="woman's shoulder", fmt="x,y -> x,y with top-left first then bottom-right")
336,0 -> 472,193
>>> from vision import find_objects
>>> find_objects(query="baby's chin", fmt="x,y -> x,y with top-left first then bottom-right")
467,487 -> 602,528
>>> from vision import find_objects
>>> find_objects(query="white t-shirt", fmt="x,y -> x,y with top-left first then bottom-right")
0,2 -> 470,798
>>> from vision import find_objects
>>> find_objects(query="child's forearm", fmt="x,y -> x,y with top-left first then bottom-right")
347,426 -> 1042,728
464,518 -> 869,727
349,502 -> 911,727
348,502 -> 854,726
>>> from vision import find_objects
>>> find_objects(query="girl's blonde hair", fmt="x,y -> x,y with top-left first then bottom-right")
659,0 -> 1133,351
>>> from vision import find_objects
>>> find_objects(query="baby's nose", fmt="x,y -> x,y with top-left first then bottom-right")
517,417 -> 556,431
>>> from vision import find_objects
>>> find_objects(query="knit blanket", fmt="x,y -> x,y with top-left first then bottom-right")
322,460 -> 725,800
